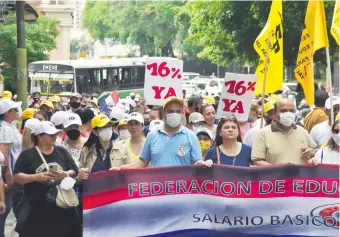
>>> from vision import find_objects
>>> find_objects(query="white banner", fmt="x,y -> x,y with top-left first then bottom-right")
144,57 -> 183,106
216,73 -> 258,121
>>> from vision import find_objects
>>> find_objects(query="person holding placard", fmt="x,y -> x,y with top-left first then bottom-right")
205,115 -> 251,167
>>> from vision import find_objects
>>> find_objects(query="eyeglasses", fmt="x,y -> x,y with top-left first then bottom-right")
333,129 -> 339,134
220,115 -> 237,120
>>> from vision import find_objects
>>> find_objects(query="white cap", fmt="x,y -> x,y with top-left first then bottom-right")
325,96 -> 340,110
127,112 -> 144,124
109,107 -> 127,121
34,121 -> 61,135
196,127 -> 213,140
149,119 -> 164,131
50,111 -> 67,126
116,101 -> 130,113
63,113 -> 82,128
0,100 -> 22,114
24,118 -> 41,134
188,112 -> 206,124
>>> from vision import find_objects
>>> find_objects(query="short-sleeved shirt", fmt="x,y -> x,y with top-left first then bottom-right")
310,121 -> 332,148
140,125 -> 202,167
304,107 -> 328,133
14,146 -> 78,203
60,141 -> 82,167
314,147 -> 339,165
0,120 -> 22,174
243,127 -> 261,147
206,144 -> 251,167
251,122 -> 317,164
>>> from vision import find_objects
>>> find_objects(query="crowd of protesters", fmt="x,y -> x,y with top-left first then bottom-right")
0,86 -> 338,237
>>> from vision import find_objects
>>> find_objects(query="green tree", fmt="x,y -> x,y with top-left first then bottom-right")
83,1 -> 184,56
181,1 -> 337,67
0,14 -> 59,84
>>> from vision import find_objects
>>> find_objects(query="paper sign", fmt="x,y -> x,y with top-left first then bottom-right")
216,73 -> 258,121
144,57 -> 183,106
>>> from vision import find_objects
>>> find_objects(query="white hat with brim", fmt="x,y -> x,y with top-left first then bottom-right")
149,119 -> 164,131
0,100 -> 22,114
34,121 -> 61,135
50,111 -> 67,126
109,107 -> 127,121
127,112 -> 144,124
325,96 -> 340,110
63,113 -> 82,129
24,118 -> 41,134
196,128 -> 213,140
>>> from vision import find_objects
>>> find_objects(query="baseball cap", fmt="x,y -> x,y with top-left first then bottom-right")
34,121 -> 61,135
127,112 -> 144,124
188,112 -> 206,124
325,96 -> 340,110
40,100 -> 54,110
63,113 -> 82,129
118,119 -> 128,128
0,100 -> 22,114
149,119 -> 164,131
22,108 -> 36,120
49,96 -> 62,103
2,91 -> 12,100
163,97 -> 184,109
264,102 -> 275,113
336,113 -> 340,121
196,128 -> 213,140
203,96 -> 216,105
70,93 -> 82,100
24,118 -> 41,134
266,94 -> 281,103
50,111 -> 67,126
91,114 -> 112,129
109,107 -> 127,122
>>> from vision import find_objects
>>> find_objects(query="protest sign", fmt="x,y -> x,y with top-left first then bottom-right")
83,165 -> 339,237
216,73 -> 257,121
144,57 -> 183,105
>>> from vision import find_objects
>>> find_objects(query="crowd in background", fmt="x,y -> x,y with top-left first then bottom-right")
0,86 -> 338,237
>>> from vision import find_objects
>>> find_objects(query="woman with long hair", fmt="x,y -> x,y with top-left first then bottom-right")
78,114 -> 132,180
309,119 -> 340,165
205,115 -> 251,166
200,104 -> 217,139
13,121 -> 81,237
124,112 -> 145,161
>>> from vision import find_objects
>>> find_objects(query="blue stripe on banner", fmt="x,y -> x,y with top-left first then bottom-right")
142,229 -> 325,237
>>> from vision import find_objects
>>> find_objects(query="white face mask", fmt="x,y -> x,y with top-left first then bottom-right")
166,113 -> 182,128
279,112 -> 295,127
98,128 -> 113,142
119,129 -> 131,140
332,133 -> 340,146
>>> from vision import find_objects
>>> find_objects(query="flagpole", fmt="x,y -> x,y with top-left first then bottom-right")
325,47 -> 334,124
260,30 -> 271,129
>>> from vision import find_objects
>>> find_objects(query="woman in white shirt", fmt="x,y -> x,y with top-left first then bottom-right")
309,119 -> 340,165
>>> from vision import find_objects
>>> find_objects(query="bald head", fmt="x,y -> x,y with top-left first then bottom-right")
275,98 -> 295,113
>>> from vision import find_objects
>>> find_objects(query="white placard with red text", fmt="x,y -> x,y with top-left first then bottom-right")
216,73 -> 258,121
144,57 -> 183,106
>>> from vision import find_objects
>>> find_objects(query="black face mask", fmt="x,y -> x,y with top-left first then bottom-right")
46,111 -> 53,120
264,116 -> 272,125
33,98 -> 40,102
81,104 -> 86,108
194,107 -> 200,112
66,129 -> 81,140
70,101 -> 81,109
144,121 -> 150,126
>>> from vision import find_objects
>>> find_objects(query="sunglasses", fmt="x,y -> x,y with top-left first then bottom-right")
333,129 -> 339,134
220,115 -> 237,120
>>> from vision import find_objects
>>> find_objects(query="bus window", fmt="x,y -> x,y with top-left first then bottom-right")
120,68 -> 133,89
136,67 -> 145,86
89,69 -> 102,93
107,68 -> 118,90
103,69 -> 108,86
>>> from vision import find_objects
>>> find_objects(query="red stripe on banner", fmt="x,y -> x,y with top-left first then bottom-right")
83,178 -> 339,210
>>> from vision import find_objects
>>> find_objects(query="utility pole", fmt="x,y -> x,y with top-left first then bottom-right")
16,1 -> 27,108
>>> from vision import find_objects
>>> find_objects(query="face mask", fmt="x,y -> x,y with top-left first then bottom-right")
279,112 -> 295,127
66,129 -> 80,140
98,128 -> 113,142
332,133 -> 340,146
81,104 -> 86,108
70,101 -> 81,109
264,116 -> 272,125
199,140 -> 211,152
194,107 -> 200,112
33,98 -> 39,102
144,121 -> 150,126
46,111 -> 53,120
60,177 -> 76,190
119,129 -> 131,140
166,113 -> 182,128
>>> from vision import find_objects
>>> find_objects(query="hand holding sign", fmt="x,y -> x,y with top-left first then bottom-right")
216,73 -> 258,121
144,58 -> 183,106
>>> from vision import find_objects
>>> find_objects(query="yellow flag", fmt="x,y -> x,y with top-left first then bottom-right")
253,0 -> 283,96
295,0 -> 329,106
331,0 -> 340,44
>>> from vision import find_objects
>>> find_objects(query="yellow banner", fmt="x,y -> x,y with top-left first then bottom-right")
253,0 -> 283,96
331,0 -> 340,45
295,0 -> 329,106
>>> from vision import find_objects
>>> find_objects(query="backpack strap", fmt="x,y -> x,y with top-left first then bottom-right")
216,146 -> 221,165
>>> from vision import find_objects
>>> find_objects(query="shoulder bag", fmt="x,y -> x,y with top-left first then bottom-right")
35,146 -> 79,209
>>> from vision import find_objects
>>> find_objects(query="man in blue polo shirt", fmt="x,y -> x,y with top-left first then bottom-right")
117,97 -> 210,168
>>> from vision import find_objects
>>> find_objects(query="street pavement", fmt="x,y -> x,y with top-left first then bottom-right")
4,211 -> 16,237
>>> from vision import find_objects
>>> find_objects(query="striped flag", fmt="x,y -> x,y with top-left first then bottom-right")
100,91 -> 119,113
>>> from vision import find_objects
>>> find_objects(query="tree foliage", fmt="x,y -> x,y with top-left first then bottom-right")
0,14 -> 59,83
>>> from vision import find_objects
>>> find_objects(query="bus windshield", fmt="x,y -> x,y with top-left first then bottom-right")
31,79 -> 73,96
